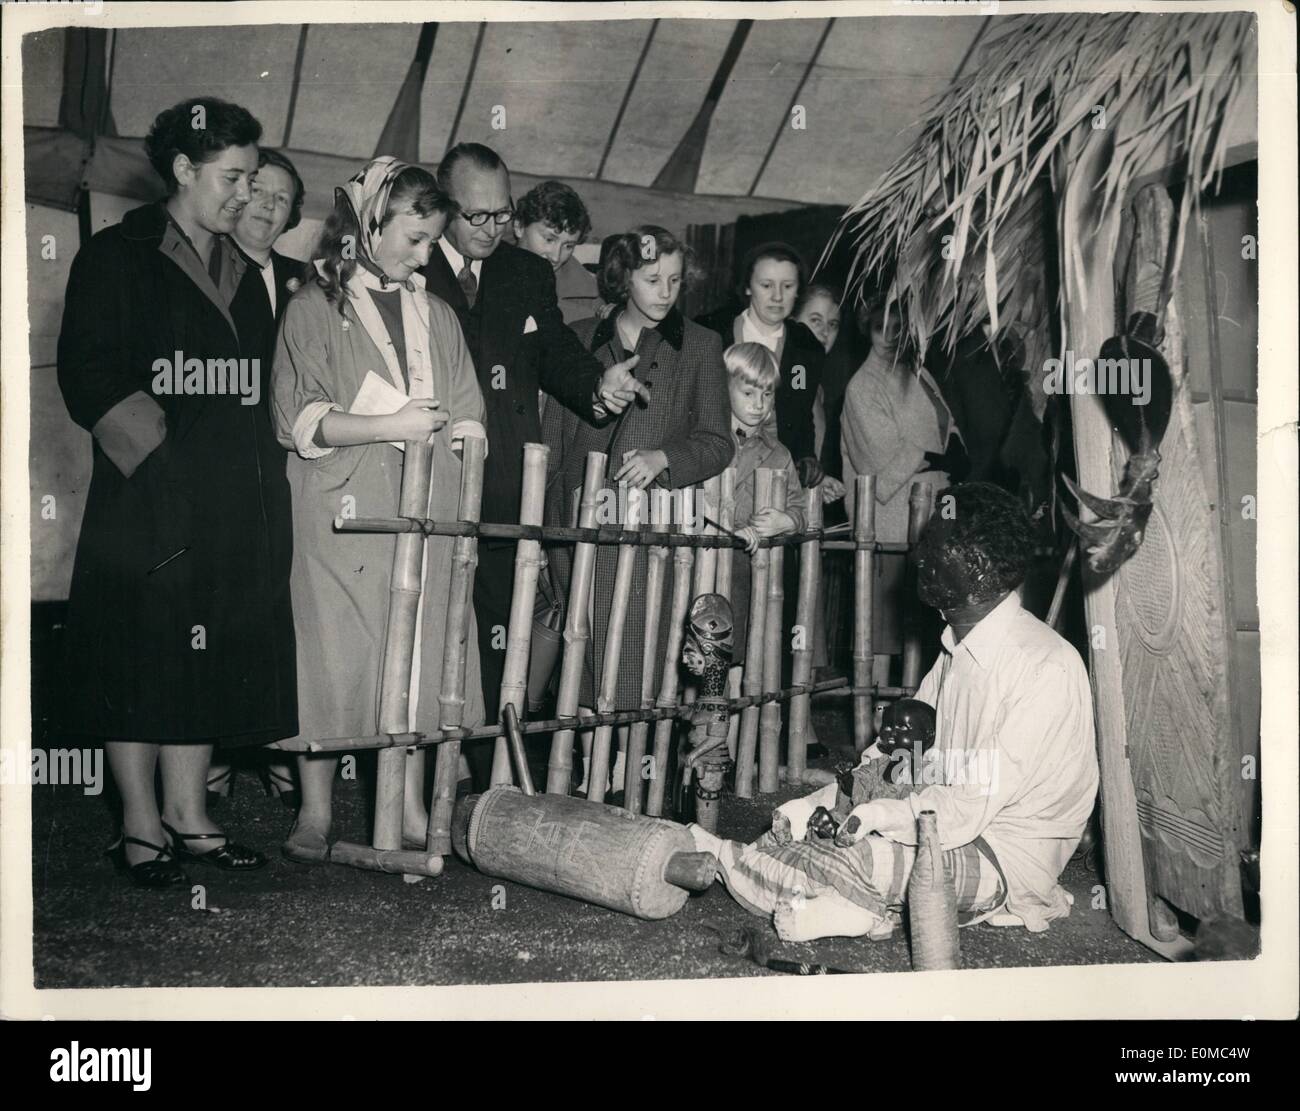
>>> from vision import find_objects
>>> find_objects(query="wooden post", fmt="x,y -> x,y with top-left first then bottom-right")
901,482 -> 935,692
492,442 -> 549,784
853,475 -> 877,754
714,466 -> 737,601
587,486 -> 645,803
1059,143 -> 1192,958
786,484 -> 823,786
625,488 -> 671,814
546,452 -> 607,795
734,468 -> 774,797
427,436 -> 485,858
374,440 -> 435,853
646,506 -> 696,816
758,471 -> 788,794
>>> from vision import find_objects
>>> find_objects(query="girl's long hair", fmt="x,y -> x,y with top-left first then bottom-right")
312,165 -> 452,316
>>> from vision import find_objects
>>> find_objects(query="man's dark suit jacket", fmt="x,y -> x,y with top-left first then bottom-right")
696,304 -> 825,466
420,242 -> 604,526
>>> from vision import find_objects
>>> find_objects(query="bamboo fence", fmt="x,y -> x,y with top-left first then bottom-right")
324,446 -> 950,877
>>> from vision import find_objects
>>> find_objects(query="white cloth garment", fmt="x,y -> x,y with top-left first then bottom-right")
861,591 -> 1099,932
292,260 -> 485,460
739,307 -> 784,356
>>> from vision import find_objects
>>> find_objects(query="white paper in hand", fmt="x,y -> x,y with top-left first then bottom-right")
350,370 -> 411,451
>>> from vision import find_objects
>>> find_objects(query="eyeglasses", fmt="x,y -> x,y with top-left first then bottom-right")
455,203 -> 514,228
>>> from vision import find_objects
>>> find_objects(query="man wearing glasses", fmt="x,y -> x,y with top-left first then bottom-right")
421,142 -> 645,790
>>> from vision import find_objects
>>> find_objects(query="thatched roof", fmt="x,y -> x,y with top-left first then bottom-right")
825,10 -> 1256,365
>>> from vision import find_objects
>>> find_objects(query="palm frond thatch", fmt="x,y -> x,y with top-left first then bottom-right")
824,11 -> 1255,364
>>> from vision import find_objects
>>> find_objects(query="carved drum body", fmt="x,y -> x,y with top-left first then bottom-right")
453,787 -> 714,920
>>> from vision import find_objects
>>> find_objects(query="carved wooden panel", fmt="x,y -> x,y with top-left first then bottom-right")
1109,186 -> 1245,922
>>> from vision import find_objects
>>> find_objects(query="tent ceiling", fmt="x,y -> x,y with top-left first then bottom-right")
19,15 -> 984,205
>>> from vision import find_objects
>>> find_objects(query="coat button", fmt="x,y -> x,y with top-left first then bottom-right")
515,402 -> 527,414
650,362 -> 658,369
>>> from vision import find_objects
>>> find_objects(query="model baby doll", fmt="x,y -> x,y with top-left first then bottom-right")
771,698 -> 937,846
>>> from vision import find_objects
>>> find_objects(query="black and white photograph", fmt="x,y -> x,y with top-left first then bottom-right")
1,0 -> 1295,1024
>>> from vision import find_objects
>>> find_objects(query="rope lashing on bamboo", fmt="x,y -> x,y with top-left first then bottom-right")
307,677 -> 922,753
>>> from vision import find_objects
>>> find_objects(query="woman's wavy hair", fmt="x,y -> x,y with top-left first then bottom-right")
312,165 -> 453,315
597,225 -> 701,306
794,280 -> 843,316
144,98 -> 262,194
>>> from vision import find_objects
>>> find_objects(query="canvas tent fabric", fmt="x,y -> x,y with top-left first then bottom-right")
20,17 -> 984,209
21,16 -> 984,601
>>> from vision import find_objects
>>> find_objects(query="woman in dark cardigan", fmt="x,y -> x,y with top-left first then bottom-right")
696,241 -> 827,488
56,99 -> 296,885
543,226 -> 733,795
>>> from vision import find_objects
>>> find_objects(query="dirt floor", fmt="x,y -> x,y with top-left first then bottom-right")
30,701 -> 1160,989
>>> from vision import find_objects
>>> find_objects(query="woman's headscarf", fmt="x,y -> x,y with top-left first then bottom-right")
336,155 -> 413,284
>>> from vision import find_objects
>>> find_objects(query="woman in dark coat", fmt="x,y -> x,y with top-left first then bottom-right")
696,241 -> 826,487
543,227 -> 734,795
56,98 -> 295,884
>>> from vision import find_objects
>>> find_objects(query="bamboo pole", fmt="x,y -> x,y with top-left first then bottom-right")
587,486 -> 645,804
692,476 -> 720,598
734,468 -> 775,798
901,482 -> 936,692
625,488 -> 671,814
545,453 -> 608,795
853,475 -> 878,754
646,509 -> 697,816
757,472 -> 788,794
714,466 -> 737,601
374,440 -> 435,854
492,442 -> 550,784
785,483 -> 823,787
328,842 -> 444,877
427,436 -> 486,858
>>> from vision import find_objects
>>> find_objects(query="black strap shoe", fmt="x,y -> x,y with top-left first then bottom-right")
106,834 -> 188,888
161,820 -> 267,870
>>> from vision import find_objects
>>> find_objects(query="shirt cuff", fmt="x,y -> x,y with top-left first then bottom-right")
293,400 -> 343,459
870,797 -> 921,844
451,420 -> 487,457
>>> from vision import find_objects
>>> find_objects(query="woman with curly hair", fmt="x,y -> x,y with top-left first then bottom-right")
543,225 -> 733,795
57,97 -> 289,886
270,157 -> 487,860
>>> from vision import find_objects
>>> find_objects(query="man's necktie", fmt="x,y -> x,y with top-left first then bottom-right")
458,262 -> 478,310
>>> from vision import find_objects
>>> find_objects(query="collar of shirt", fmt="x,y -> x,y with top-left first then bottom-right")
439,238 -> 481,280
739,307 -> 783,354
939,590 -> 1023,669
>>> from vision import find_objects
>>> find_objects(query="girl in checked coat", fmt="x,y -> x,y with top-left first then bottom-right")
543,226 -> 733,794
